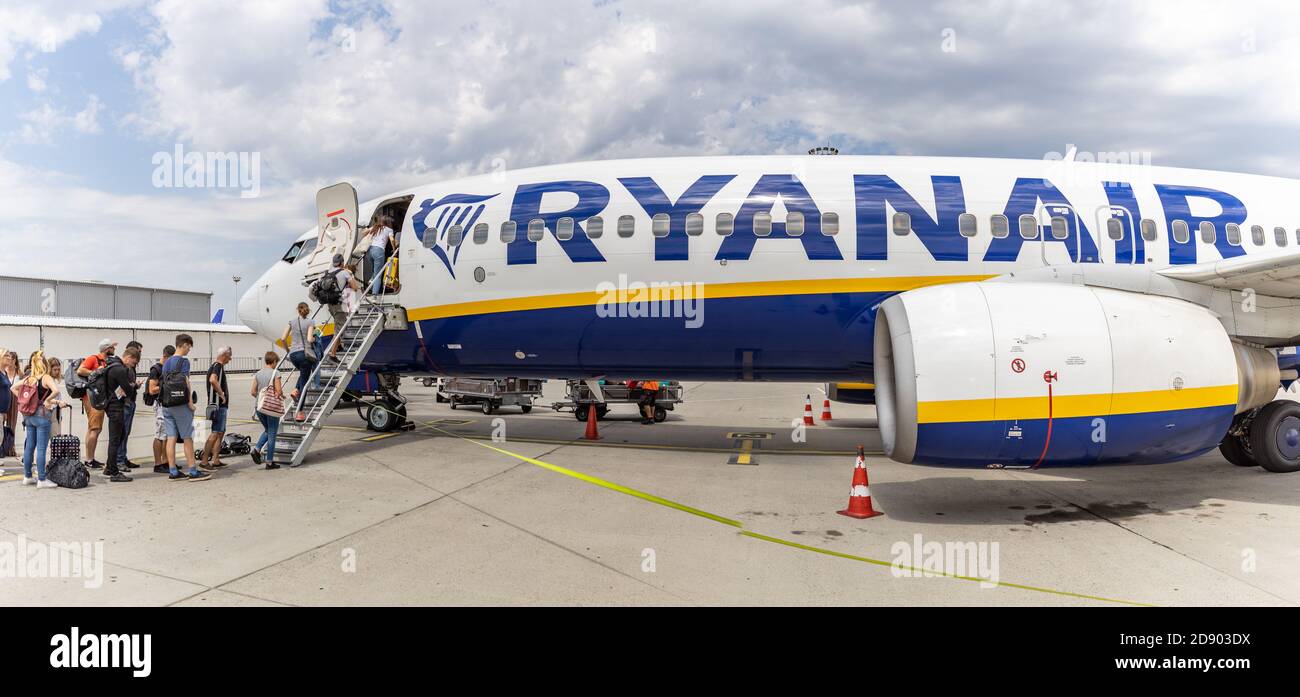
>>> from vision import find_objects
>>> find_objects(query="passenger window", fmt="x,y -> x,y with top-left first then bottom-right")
822,212 -> 839,236
786,211 -> 805,237
473,222 -> 489,244
1019,214 -> 1038,240
1252,225 -> 1265,245
446,224 -> 464,246
958,213 -> 977,238
1050,216 -> 1068,240
1226,223 -> 1242,245
686,212 -> 704,236
1106,218 -> 1123,241
500,221 -> 517,243
1276,226 -> 1288,247
281,240 -> 305,263
618,215 -> 635,238
754,211 -> 772,237
1200,221 -> 1216,244
557,217 -> 574,241
586,216 -> 603,239
990,214 -> 1009,239
1140,218 -> 1157,242
1172,220 -> 1189,244
527,219 -> 545,243
652,213 -> 670,238
892,212 -> 911,236
716,212 -> 734,236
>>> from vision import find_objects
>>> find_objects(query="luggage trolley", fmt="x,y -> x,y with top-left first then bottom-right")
443,377 -> 544,415
552,380 -> 684,422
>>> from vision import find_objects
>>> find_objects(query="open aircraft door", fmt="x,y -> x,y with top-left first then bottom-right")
307,182 -> 361,278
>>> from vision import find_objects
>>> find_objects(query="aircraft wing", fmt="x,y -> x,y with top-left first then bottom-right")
1158,250 -> 1300,299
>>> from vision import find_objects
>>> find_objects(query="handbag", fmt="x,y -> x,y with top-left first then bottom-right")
297,319 -> 318,362
352,230 -> 375,258
256,378 -> 286,418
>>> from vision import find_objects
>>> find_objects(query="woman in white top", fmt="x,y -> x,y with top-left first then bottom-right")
367,215 -> 396,295
45,357 -> 71,437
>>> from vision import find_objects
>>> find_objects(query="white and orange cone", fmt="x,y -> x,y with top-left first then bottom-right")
803,394 -> 816,426
820,398 -> 833,421
837,445 -> 883,519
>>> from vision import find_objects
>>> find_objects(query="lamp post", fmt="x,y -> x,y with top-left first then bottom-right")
232,276 -> 242,324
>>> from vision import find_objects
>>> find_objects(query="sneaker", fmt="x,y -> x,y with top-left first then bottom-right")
198,461 -> 215,472
107,472 -> 133,483
250,450 -> 263,465
122,460 -> 139,469
295,411 -> 306,422
168,471 -> 187,482
22,476 -> 36,486
153,464 -> 171,474
87,459 -> 104,469
36,479 -> 58,489
186,470 -> 212,482
264,462 -> 280,470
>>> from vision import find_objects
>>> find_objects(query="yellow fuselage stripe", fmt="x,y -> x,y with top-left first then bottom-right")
917,384 -> 1238,424
407,274 -> 995,321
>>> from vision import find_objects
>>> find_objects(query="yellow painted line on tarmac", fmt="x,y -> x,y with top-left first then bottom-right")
406,415 -> 1154,607
360,432 -> 401,443
0,473 -> 22,482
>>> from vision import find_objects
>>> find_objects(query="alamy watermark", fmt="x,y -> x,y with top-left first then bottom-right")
891,533 -> 1000,588
0,534 -> 104,589
151,145 -> 262,198
595,274 -> 705,328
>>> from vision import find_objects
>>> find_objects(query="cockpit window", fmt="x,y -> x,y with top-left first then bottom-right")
295,238 -> 318,263
281,240 -> 306,263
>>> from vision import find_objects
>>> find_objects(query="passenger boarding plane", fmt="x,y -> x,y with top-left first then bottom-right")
238,155 -> 1300,472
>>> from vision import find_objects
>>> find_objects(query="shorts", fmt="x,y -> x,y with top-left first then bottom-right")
209,406 -> 228,433
154,405 -> 167,441
162,405 -> 195,441
84,399 -> 105,430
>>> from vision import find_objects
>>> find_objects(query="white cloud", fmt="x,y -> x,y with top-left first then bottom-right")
12,95 -> 105,143
26,68 -> 47,92
0,1 -> 138,81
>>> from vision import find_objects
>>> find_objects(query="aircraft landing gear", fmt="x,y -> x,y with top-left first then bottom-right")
1220,401 -> 1300,473
358,372 -> 409,433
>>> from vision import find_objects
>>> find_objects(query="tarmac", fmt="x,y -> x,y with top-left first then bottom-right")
0,378 -> 1296,606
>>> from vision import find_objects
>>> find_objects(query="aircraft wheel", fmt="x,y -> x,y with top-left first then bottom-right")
1248,400 -> 1300,473
1219,433 -> 1257,467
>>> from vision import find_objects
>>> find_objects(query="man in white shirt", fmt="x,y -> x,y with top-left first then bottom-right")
367,215 -> 396,294
326,254 -> 361,359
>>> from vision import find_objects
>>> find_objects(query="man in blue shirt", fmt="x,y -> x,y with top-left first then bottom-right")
161,334 -> 211,482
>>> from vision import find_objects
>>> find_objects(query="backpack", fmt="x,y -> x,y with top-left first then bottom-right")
142,363 -> 162,406
64,359 -> 89,399
160,362 -> 189,408
16,378 -> 41,416
85,364 -> 112,411
310,269 -> 344,305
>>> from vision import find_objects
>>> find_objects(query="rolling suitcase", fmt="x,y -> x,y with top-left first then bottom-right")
47,405 -> 88,489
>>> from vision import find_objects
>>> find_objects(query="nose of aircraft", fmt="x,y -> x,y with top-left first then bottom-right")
238,284 -> 261,335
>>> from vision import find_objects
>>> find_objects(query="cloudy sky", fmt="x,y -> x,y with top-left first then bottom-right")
0,0 -> 1297,317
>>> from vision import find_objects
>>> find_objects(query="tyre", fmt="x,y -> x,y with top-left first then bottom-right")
481,401 -> 495,415
596,405 -> 609,419
436,393 -> 447,403
366,404 -> 397,432
520,404 -> 532,414
575,404 -> 590,421
1248,400 -> 1300,473
1219,434 -> 1257,467
653,406 -> 667,423
448,396 -> 457,410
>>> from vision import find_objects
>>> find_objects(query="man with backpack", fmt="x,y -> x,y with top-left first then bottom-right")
114,340 -> 143,470
145,345 -> 175,474
314,254 -> 361,352
77,339 -> 115,469
102,345 -> 140,483
159,334 -> 210,482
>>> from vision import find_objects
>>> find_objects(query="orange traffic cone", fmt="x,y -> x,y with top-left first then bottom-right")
583,404 -> 601,440
820,398 -> 833,421
837,445 -> 883,519
803,394 -> 816,426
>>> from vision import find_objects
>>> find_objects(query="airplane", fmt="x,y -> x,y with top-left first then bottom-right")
237,153 -> 1300,473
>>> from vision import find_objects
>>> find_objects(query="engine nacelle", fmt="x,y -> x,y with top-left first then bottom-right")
873,282 -> 1276,467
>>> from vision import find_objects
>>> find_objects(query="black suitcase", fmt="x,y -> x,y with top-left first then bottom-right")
50,405 -> 81,462
47,406 -> 88,489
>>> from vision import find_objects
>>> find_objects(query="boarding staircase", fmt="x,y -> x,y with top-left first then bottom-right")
272,259 -> 398,467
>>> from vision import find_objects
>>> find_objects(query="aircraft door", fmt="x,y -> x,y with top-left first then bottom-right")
307,182 -> 361,277
1037,203 -> 1093,265
1096,205 -> 1140,264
